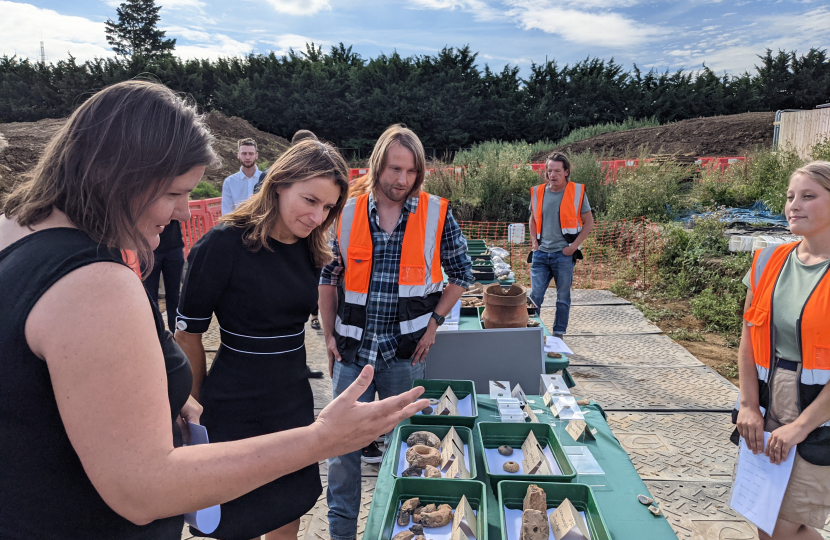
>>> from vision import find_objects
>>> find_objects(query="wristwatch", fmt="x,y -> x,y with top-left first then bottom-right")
431,312 -> 446,326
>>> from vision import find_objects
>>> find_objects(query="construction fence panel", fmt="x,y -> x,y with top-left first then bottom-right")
777,108 -> 830,159
458,217 -> 661,290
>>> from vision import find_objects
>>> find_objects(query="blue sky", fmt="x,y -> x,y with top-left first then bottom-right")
2,0 -> 829,76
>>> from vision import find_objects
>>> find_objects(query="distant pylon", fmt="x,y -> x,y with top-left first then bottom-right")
40,41 -> 46,64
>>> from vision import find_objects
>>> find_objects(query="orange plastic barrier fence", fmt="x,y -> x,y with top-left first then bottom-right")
183,197 -> 221,257
458,217 -> 661,290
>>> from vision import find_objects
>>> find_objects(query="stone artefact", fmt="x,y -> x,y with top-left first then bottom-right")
503,461 -> 520,473
576,398 -> 591,406
397,498 -> 420,527
411,504 -> 434,524
406,444 -> 441,468
401,498 -> 420,513
421,406 -> 433,415
424,465 -> 442,478
409,524 -> 424,535
392,531 -> 415,540
638,494 -> 653,505
414,536 -> 426,540
406,431 -> 441,448
523,484 -> 547,513
648,505 -> 661,516
520,509 -> 549,540
420,504 -> 453,528
401,465 -> 423,477
429,398 -> 439,405
498,445 -> 514,456
547,352 -> 562,358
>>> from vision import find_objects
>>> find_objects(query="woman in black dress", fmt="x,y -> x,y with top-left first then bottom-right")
0,80 -> 427,540
175,140 -> 350,540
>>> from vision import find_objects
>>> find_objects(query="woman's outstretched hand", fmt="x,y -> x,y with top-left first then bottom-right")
312,365 -> 428,458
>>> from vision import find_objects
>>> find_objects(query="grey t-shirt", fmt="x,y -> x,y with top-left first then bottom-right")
537,186 -> 591,253
743,250 -> 830,362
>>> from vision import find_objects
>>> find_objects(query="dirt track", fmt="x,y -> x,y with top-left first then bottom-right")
531,111 -> 776,161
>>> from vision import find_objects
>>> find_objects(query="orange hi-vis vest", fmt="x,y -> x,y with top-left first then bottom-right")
334,191 -> 449,361
737,241 -> 830,464
530,182 -> 585,242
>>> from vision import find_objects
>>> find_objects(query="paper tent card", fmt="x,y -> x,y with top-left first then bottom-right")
436,386 -> 460,416
550,498 -> 590,540
453,494 -> 477,539
440,427 -> 465,470
521,431 -> 553,475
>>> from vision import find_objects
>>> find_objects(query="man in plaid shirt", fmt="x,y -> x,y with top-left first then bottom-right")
318,125 -> 472,540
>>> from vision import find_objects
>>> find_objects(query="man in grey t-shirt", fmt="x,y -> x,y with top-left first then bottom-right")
529,153 -> 595,337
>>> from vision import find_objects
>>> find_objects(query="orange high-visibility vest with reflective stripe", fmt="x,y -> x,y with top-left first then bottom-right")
738,241 -> 830,464
530,182 -> 585,241
334,191 -> 449,361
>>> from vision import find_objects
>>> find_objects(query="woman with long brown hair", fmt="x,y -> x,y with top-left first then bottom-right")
0,80 -> 426,540
174,139 -> 353,540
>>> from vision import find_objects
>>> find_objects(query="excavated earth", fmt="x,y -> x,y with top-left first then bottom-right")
530,111 -> 776,161
0,111 -> 290,194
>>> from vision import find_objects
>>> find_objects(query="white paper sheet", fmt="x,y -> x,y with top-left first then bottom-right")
503,506 -> 590,540
729,432 -> 795,536
183,423 -> 221,534
392,505 -> 477,540
545,336 -> 574,355
416,394 -> 473,416
396,442 -> 471,477
484,445 -> 562,475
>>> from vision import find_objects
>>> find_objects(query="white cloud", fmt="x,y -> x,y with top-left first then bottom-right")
0,1 -> 110,61
261,33 -> 328,55
506,0 -> 670,48
264,0 -> 331,15
407,0 -> 502,21
175,33 -> 257,60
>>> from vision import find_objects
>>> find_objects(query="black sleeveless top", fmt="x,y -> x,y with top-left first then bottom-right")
0,228 -> 192,539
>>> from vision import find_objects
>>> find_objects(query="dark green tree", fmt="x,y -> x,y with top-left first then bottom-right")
105,0 -> 175,60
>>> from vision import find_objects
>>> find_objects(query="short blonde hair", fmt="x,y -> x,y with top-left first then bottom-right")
793,161 -> 830,192
367,124 -> 426,199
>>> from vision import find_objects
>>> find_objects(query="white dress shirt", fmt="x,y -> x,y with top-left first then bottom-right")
221,166 -> 261,215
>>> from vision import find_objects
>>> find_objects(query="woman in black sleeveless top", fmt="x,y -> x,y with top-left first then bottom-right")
0,80 -> 427,540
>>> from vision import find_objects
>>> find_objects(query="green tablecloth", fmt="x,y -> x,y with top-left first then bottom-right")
363,395 -> 676,540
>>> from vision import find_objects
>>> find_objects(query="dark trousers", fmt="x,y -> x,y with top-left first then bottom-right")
144,247 -> 185,333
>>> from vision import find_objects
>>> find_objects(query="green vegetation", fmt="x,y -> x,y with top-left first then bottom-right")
453,141 -> 555,166
190,181 -> 221,200
812,136 -> 830,162
548,117 -> 662,149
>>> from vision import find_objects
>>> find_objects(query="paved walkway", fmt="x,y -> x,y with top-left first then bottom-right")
177,289 -> 830,540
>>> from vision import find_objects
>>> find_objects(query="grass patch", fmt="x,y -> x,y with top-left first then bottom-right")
550,117 -> 662,148
634,300 -> 676,323
191,181 -> 221,199
667,328 -> 704,342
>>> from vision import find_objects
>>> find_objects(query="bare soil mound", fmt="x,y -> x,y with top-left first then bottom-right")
530,112 -> 776,161
0,111 -> 290,193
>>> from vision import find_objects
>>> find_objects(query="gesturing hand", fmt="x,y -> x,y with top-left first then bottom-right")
411,326 -> 436,365
736,407 -> 765,454
313,365 -> 428,457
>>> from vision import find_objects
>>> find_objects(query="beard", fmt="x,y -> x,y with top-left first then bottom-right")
379,180 -> 410,203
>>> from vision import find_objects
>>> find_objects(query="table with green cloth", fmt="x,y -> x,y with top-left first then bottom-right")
455,312 -> 572,385
364,395 -> 676,540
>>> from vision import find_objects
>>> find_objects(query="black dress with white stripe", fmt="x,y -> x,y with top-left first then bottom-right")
177,223 -> 321,540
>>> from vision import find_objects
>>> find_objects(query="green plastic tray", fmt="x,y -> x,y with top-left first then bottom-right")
380,478 -> 489,540
390,424 -> 478,479
476,422 -> 577,492
497,481 -> 611,540
472,259 -> 494,268
410,379 -> 478,427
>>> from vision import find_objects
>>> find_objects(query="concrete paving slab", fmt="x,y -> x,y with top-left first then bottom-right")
302,477 -> 376,540
542,304 -> 662,336
566,334 -> 701,367
607,412 -> 737,480
569,366 -> 738,411
543,288 -> 631,306
644,480 -> 830,540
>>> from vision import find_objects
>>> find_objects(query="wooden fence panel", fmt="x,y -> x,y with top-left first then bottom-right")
778,108 -> 830,158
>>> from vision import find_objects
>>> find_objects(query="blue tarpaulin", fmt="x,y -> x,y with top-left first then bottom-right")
676,201 -> 788,227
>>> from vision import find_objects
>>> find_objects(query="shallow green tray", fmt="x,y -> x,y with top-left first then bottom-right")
497,481 -> 611,540
476,422 -> 577,492
411,379 -> 478,427
380,478 -> 489,540
472,259 -> 494,268
390,424 -> 478,479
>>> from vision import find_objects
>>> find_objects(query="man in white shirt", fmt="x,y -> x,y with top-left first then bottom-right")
221,138 -> 261,215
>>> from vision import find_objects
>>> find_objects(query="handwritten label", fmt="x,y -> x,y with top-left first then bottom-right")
447,453 -> 471,479
550,498 -> 590,540
441,427 -> 465,470
521,431 -> 552,475
511,383 -> 528,406
543,391 -> 553,407
452,494 -> 477,539
451,527 -> 471,540
526,406 -> 539,423
437,386 -> 460,416
566,420 -> 594,442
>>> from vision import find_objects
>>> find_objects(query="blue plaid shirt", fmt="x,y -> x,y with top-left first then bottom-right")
320,193 -> 473,367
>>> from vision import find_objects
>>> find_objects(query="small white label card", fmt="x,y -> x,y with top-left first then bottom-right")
451,528 -> 471,540
441,427 -> 465,470
511,384 -> 528,406
522,431 -> 553,475
452,494 -> 477,539
542,391 -> 554,407
552,395 -> 585,420
565,420 -> 595,443
525,406 -> 539,423
550,498 -> 590,540
490,380 -> 511,399
447,452 -> 471,479
437,386 -> 460,416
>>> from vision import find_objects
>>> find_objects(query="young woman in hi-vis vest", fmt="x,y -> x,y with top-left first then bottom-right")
735,161 -> 830,540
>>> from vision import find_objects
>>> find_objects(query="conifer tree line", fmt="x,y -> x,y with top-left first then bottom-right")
1,44 -> 828,150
